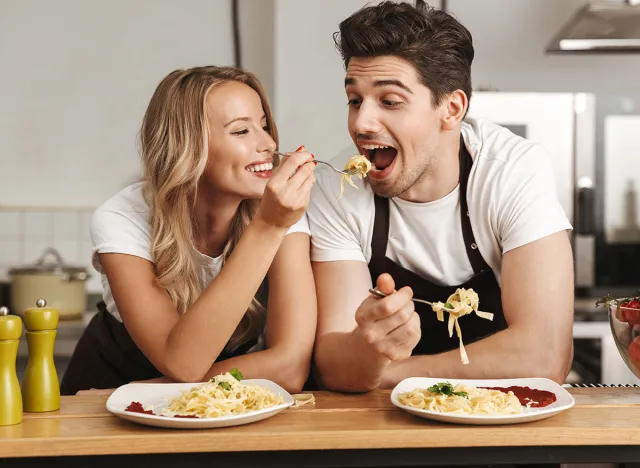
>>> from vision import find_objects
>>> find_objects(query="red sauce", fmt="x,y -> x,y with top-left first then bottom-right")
480,386 -> 557,408
125,401 -> 155,415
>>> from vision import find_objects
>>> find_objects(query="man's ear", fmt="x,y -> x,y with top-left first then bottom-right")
441,90 -> 468,130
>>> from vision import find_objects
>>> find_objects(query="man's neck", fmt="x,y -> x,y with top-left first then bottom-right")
399,133 -> 461,204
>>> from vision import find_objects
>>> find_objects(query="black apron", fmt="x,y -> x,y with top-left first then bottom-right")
368,136 -> 508,355
60,289 -> 264,396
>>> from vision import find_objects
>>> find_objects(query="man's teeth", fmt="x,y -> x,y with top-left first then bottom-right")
246,162 -> 273,173
361,144 -> 392,150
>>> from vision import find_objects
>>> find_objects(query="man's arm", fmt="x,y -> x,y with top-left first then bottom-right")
381,230 -> 575,387
312,261 -> 420,392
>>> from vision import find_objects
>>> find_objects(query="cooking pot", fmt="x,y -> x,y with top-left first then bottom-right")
9,247 -> 89,320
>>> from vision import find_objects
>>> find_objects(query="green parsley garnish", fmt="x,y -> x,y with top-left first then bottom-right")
229,368 -> 243,381
427,381 -> 468,398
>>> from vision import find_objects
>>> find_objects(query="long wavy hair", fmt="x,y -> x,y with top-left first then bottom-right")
139,66 -> 278,350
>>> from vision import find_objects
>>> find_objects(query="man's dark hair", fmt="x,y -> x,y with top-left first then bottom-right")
335,0 -> 474,109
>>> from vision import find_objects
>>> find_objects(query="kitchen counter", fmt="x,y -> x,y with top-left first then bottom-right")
2,388 -> 640,467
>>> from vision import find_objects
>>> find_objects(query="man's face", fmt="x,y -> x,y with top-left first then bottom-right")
345,55 -> 445,198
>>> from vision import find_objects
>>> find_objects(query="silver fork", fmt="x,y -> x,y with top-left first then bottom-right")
369,288 -> 492,315
270,151 -> 357,175
369,288 -> 439,307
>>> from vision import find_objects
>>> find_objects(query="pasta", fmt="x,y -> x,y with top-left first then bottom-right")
338,154 -> 371,200
430,288 -> 494,364
396,382 -> 522,415
160,369 -> 284,418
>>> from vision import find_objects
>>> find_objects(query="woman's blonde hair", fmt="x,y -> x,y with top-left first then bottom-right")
140,66 -> 278,350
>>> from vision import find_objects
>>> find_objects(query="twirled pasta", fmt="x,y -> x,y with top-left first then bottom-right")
431,288 -> 494,364
338,154 -> 371,200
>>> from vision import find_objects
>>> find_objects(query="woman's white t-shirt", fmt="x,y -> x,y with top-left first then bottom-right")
90,182 -> 311,322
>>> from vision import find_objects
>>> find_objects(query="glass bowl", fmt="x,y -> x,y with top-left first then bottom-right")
607,297 -> 640,379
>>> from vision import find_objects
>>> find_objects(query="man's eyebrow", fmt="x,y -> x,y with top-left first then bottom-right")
344,77 -> 414,95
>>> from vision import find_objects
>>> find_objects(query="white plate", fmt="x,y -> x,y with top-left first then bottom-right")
106,379 -> 294,429
391,377 -> 575,425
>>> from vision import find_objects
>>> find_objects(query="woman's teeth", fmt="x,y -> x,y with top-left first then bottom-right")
246,162 -> 273,173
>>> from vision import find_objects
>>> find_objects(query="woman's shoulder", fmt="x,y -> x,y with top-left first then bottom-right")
93,182 -> 150,227
90,182 -> 154,263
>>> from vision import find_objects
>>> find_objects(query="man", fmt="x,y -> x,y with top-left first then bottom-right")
307,0 -> 575,392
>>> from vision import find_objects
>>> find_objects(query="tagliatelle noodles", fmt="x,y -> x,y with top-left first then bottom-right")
160,373 -> 284,418
430,288 -> 494,364
397,384 -> 522,415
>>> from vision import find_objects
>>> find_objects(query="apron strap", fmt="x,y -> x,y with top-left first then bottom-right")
458,135 -> 490,274
371,192 -> 390,257
369,135 -> 490,275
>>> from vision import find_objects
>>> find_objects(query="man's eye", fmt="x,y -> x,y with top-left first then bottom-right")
347,99 -> 361,107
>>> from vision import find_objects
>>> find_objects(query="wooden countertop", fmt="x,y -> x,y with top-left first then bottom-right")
2,388 -> 640,458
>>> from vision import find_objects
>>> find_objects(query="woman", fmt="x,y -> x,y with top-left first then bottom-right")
60,66 -> 317,395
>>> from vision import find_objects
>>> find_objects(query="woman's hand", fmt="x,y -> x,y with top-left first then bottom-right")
255,146 -> 316,229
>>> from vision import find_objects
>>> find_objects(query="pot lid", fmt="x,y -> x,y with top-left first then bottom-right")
8,247 -> 88,276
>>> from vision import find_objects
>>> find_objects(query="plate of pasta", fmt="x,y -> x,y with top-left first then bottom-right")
106,369 -> 294,428
391,377 -> 574,425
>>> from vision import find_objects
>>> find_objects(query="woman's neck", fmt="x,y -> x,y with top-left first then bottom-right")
193,185 -> 242,258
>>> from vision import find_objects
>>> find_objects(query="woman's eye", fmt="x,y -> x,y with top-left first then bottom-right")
232,129 -> 249,136
347,99 -> 361,107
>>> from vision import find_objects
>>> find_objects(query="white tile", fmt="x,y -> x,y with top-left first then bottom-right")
24,240 -> 55,264
0,212 -> 21,237
24,211 -> 53,239
53,241 -> 79,265
80,210 -> 94,243
53,212 -> 79,241
0,240 -> 21,266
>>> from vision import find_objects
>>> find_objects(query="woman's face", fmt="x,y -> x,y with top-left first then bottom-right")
202,80 -> 276,200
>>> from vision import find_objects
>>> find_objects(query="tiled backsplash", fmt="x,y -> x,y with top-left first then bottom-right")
0,207 -> 102,293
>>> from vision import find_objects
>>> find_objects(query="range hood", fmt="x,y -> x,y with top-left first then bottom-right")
547,1 -> 640,53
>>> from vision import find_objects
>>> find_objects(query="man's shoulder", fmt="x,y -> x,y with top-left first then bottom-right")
465,117 -> 552,185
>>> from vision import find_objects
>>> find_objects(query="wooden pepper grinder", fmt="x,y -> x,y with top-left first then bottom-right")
22,298 -> 60,413
0,306 -> 23,425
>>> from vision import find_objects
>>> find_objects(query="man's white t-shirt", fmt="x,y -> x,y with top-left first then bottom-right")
307,117 -> 572,287
90,182 -> 311,322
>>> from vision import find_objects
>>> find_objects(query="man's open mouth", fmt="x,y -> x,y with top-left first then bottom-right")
359,144 -> 398,171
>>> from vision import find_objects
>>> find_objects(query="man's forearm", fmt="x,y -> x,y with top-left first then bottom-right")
380,325 -> 573,388
315,331 -> 390,392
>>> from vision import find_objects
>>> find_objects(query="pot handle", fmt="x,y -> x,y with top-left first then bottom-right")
62,271 -> 89,282
35,247 -> 65,267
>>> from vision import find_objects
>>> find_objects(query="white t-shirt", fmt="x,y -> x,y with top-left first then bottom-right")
307,117 -> 573,287
91,182 -> 311,322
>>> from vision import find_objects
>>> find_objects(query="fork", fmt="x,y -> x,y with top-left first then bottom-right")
270,151 -> 357,175
369,288 -> 492,315
369,288 -> 439,307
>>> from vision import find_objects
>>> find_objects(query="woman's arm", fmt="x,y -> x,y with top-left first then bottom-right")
102,153 -> 315,383
201,232 -> 317,393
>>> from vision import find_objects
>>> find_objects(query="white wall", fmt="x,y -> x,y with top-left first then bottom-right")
449,0 -> 640,94
273,0 -> 375,160
0,0 -> 235,208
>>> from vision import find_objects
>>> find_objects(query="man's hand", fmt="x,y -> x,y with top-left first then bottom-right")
353,273 -> 421,362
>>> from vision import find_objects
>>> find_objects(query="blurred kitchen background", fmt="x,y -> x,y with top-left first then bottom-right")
1,0 -> 640,385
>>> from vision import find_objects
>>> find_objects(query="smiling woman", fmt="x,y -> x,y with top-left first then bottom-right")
60,66 -> 318,396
